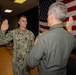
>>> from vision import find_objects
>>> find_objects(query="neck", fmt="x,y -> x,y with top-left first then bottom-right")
50,20 -> 62,27
20,26 -> 26,31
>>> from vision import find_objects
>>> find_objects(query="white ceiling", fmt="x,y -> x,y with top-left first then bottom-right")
0,0 -> 38,18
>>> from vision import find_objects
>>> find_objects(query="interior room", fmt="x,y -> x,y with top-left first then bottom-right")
0,0 -> 76,75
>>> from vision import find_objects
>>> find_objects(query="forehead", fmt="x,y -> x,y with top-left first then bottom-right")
19,17 -> 27,20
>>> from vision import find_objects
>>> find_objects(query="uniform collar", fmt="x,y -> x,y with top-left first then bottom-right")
19,28 -> 27,32
49,24 -> 63,30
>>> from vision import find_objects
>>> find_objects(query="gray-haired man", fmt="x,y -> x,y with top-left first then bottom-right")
27,2 -> 76,75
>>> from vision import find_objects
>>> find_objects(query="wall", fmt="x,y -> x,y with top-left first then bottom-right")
0,6 -> 39,37
18,6 -> 39,37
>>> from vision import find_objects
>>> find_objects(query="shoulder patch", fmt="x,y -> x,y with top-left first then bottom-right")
34,38 -> 38,45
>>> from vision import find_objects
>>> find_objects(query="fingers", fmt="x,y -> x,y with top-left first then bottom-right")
1,19 -> 9,30
68,16 -> 73,25
68,16 -> 73,24
65,16 -> 74,34
66,16 -> 73,27
69,16 -> 73,21
2,19 -> 8,24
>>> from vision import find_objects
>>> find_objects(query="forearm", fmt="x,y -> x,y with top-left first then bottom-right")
0,30 -> 7,45
0,30 -> 13,45
0,30 -> 6,37
0,39 -> 8,45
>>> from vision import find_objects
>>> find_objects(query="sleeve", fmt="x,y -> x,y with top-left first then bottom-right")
73,37 -> 76,49
31,33 -> 35,47
27,37 -> 45,67
28,32 -> 35,52
0,30 -> 13,45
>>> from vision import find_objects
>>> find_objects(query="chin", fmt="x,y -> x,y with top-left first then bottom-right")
23,25 -> 27,28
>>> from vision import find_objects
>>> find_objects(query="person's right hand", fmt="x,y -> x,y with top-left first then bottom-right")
66,16 -> 73,34
66,16 -> 73,30
1,19 -> 9,30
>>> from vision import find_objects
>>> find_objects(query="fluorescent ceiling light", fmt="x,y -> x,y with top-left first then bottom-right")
14,0 -> 26,4
4,9 -> 12,13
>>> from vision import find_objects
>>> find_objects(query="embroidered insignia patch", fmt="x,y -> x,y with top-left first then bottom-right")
34,38 -> 38,45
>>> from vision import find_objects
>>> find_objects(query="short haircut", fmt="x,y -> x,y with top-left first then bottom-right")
48,2 -> 67,21
18,15 -> 27,21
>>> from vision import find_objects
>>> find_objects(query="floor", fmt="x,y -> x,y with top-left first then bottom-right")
0,46 -> 38,75
0,45 -> 76,75
0,46 -> 13,75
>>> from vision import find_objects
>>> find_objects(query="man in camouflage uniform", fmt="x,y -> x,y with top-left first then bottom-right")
0,15 -> 35,75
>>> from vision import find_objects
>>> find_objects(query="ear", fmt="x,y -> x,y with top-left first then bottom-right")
18,21 -> 20,25
51,13 -> 54,19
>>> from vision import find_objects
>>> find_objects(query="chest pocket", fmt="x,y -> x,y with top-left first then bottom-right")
14,34 -> 25,45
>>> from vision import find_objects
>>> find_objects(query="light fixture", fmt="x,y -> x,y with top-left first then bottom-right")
4,9 -> 12,13
14,0 -> 26,4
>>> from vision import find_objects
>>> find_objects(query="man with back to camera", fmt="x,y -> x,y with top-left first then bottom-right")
27,2 -> 76,75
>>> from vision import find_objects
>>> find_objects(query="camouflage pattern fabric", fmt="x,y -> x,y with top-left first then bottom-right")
0,28 -> 35,75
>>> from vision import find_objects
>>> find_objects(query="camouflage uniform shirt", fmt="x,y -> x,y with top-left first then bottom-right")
0,28 -> 35,75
